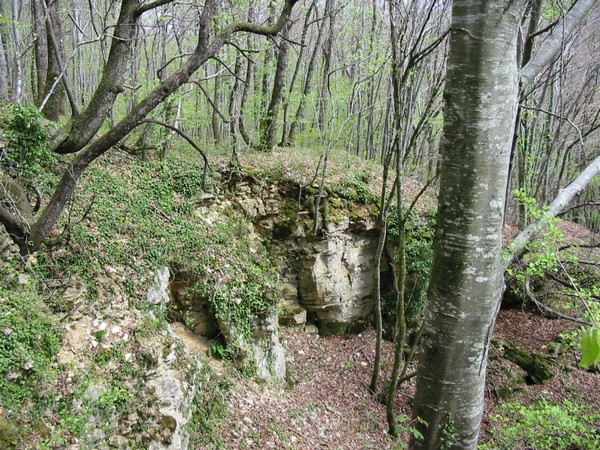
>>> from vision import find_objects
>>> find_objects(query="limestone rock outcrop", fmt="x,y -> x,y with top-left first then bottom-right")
225,173 -> 390,336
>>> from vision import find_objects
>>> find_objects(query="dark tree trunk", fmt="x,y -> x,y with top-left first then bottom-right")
318,0 -> 335,133
286,0 -> 329,147
257,22 -> 291,152
31,0 -> 48,106
41,0 -> 67,121
52,0 -> 143,154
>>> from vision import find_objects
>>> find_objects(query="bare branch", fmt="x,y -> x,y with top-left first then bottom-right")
142,119 -> 211,192
524,277 -> 593,326
190,80 -> 230,124
224,0 -> 300,36
136,0 -> 177,16
520,0 -> 599,91
557,201 -> 600,216
506,153 -> 600,268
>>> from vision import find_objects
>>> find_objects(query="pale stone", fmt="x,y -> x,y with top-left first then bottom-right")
147,266 -> 171,305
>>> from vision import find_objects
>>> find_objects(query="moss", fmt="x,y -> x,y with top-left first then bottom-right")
0,416 -> 19,449
500,340 -> 554,384
318,320 -> 370,336
274,204 -> 300,239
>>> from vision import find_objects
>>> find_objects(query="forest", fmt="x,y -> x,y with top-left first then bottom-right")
0,0 -> 599,449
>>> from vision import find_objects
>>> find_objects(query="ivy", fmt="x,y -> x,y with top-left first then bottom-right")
388,206 -> 436,320
480,398 -> 600,449
0,287 -> 62,414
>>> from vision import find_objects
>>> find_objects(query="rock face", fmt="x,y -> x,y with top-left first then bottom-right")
169,264 -> 288,382
227,173 -> 390,336
48,265 -> 209,450
293,232 -> 383,334
0,223 -> 20,283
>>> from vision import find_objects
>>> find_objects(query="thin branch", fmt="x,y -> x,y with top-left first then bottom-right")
224,0 -> 300,36
562,260 -> 599,267
190,80 -> 230,124
520,0 -> 599,91
157,52 -> 194,79
524,277 -> 593,326
558,241 -> 600,251
141,119 -> 211,192
399,172 -> 439,227
225,40 -> 260,63
136,0 -> 177,16
520,105 -> 584,149
545,271 -> 600,302
527,16 -> 559,40
40,0 -> 80,115
210,55 -> 247,84
557,201 -> 600,216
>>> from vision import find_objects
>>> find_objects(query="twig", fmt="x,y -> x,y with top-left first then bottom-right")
524,277 -> 592,326
558,242 -> 600,251
141,119 -> 211,192
557,201 -> 600,216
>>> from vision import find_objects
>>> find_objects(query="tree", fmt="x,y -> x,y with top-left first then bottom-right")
410,1 -> 599,448
0,0 -> 299,253
257,21 -> 292,151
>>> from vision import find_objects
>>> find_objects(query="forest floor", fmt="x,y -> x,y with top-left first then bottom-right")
211,307 -> 599,449
202,172 -> 599,450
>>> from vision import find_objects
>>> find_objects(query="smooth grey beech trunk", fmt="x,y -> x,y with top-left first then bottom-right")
411,1 -> 523,448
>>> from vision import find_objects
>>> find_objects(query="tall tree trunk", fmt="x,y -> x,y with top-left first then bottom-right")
10,0 -> 23,102
0,31 -> 8,101
317,0 -> 335,133
52,0 -> 143,154
238,5 -> 256,147
280,0 -> 316,146
411,2 -> 523,448
212,67 -> 223,146
257,22 -> 291,152
31,0 -> 48,106
283,0 -> 332,147
41,0 -> 67,121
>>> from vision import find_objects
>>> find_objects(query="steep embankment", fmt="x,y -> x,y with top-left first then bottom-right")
1,148 -> 598,449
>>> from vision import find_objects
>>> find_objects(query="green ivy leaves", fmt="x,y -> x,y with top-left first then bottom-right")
580,326 -> 600,369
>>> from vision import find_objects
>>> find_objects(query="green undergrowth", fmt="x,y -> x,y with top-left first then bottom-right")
41,151 -> 280,353
387,206 -> 437,322
479,397 -> 600,449
0,284 -> 62,416
0,260 -> 224,448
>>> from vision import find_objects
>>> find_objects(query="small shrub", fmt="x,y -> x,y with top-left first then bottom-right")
388,207 -> 436,321
0,103 -> 56,179
209,342 -> 233,360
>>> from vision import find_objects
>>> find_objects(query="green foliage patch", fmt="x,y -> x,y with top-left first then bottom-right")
332,171 -> 377,204
0,103 -> 57,180
0,286 -> 62,414
388,206 -> 436,320
44,152 -> 279,352
480,398 -> 600,449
